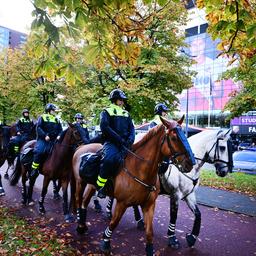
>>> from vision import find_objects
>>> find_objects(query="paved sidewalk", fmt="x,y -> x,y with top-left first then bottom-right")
196,186 -> 256,217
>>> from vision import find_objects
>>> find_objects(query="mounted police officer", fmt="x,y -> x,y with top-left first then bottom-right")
30,103 -> 63,179
149,103 -> 169,129
150,103 -> 170,174
96,89 -> 135,198
73,112 -> 102,211
73,113 -> 90,144
8,109 -> 34,156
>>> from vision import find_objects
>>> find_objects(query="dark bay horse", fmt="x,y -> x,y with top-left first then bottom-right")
72,117 -> 195,255
10,123 -> 84,221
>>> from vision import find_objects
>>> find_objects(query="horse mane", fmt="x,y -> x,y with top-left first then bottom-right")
132,124 -> 164,150
58,128 -> 68,143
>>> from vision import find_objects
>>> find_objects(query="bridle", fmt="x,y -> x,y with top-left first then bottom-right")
123,125 -> 191,191
195,137 -> 233,172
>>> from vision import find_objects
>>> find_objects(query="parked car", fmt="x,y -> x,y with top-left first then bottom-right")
233,150 -> 256,174
237,142 -> 251,151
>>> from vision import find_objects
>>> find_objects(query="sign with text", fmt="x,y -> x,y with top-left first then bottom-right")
231,116 -> 256,126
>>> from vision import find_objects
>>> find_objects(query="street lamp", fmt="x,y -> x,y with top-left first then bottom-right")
180,49 -> 197,137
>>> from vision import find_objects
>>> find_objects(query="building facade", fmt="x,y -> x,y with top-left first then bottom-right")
178,1 -> 239,128
0,25 -> 27,51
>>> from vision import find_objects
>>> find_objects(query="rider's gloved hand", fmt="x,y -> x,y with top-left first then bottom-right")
45,135 -> 50,141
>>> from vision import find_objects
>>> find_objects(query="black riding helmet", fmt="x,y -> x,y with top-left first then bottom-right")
75,113 -> 84,119
154,103 -> 169,115
45,103 -> 57,113
109,89 -> 127,102
22,109 -> 29,116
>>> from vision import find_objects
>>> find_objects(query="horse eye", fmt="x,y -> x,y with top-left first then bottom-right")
219,146 -> 226,152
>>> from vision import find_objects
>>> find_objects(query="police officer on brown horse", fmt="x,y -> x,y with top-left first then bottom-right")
8,109 -> 34,157
96,89 -> 135,198
30,103 -> 63,179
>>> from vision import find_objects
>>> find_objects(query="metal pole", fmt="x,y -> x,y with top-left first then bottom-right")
186,88 -> 189,137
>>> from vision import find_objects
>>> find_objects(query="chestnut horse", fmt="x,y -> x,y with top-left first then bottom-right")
10,123 -> 84,222
72,117 -> 195,255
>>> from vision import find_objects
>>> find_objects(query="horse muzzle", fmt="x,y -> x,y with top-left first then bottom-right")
215,163 -> 229,177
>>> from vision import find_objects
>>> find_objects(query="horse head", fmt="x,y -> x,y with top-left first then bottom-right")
206,129 -> 233,177
160,116 -> 195,173
66,122 -> 85,146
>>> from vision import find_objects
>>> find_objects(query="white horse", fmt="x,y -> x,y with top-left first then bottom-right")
106,129 -> 233,247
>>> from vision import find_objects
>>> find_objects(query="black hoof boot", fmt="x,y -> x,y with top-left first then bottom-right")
186,233 -> 197,247
76,225 -> 88,234
0,187 -> 5,196
100,240 -> 111,254
21,194 -> 27,205
4,173 -> 9,180
39,202 -> 45,215
106,211 -> 112,220
94,200 -> 102,213
137,219 -> 145,231
53,192 -> 62,200
168,235 -> 181,249
145,243 -> 154,256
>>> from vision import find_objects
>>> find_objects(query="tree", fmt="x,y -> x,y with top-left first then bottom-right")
28,0 -> 194,123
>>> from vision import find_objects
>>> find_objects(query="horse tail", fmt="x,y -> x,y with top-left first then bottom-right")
10,155 -> 22,186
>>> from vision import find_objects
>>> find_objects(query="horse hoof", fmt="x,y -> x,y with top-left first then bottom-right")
27,199 -> 35,206
4,173 -> 9,179
137,219 -> 145,231
0,188 -> 5,196
100,240 -> 111,254
145,243 -> 154,256
186,233 -> 196,247
105,211 -> 112,220
64,214 -> 74,223
168,235 -> 181,249
94,201 -> 102,213
76,225 -> 88,234
39,203 -> 46,214
53,193 -> 62,200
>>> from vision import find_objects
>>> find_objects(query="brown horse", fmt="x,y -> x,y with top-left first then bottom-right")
10,123 -> 84,222
72,117 -> 195,255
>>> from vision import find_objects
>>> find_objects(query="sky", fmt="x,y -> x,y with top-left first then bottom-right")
0,0 -> 34,33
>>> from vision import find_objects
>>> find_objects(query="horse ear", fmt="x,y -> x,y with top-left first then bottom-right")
160,116 -> 169,128
224,129 -> 232,139
177,115 -> 185,125
68,122 -> 74,128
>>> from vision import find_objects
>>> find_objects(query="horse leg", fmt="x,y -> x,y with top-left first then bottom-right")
76,184 -> 95,234
167,196 -> 180,249
133,205 -> 144,230
100,201 -> 126,254
27,174 -> 37,205
92,192 -> 102,213
52,179 -> 61,200
106,197 -> 114,220
0,174 -> 5,196
61,179 -> 73,222
38,177 -> 50,214
4,159 -> 13,179
141,202 -> 156,256
185,193 -> 201,247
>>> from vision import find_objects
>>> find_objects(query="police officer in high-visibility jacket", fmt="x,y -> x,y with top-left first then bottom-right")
149,103 -> 169,129
9,109 -> 34,155
30,103 -> 63,179
96,89 -> 135,199
149,103 -> 170,174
